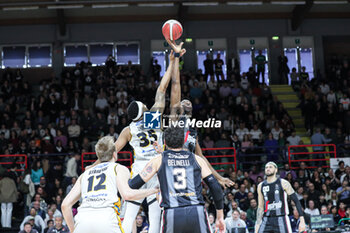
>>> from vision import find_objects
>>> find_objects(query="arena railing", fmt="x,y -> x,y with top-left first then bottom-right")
81,148 -> 236,172
0,154 -> 27,172
236,146 -> 287,170
201,147 -> 236,172
81,151 -> 133,171
288,144 -> 337,170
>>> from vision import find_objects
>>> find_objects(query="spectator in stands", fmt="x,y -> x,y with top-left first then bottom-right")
44,220 -> 54,233
277,53 -> 289,84
236,122 -> 249,142
63,154 -> 80,186
19,222 -> 39,233
246,199 -> 257,224
132,214 -> 148,233
336,161 -> 346,179
67,119 -> 80,140
46,216 -> 69,233
234,184 -> 248,211
287,130 -> 301,146
208,213 -> 216,233
31,161 -> 44,188
20,208 -> 45,233
0,172 -> 18,228
305,200 -> 320,216
336,180 -> 350,204
240,211 -> 253,233
340,166 -> 350,184
204,53 -> 214,80
225,210 -> 248,233
280,163 -> 297,180
289,208 -> 301,233
255,50 -> 267,84
214,53 -> 224,81
264,133 -> 278,161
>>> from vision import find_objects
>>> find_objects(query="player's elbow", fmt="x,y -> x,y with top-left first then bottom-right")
121,191 -> 137,201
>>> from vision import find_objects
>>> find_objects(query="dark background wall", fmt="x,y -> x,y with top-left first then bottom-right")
0,18 -> 349,83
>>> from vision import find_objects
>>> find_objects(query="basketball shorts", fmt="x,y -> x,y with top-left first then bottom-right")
258,216 -> 292,233
74,208 -> 124,233
161,205 -> 212,233
130,161 -> 159,204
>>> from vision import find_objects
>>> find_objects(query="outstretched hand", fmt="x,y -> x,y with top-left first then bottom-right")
215,218 -> 226,233
153,141 -> 164,154
166,39 -> 186,57
219,177 -> 235,189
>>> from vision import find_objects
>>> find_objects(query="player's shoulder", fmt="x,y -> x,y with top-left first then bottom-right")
280,178 -> 291,187
114,163 -> 129,175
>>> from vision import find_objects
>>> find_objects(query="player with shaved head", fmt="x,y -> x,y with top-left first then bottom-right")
255,162 -> 306,233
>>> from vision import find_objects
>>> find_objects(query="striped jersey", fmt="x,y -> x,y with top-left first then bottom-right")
261,178 -> 289,217
179,116 -> 197,153
157,149 -> 204,209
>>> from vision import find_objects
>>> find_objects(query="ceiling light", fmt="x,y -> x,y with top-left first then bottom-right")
182,2 -> 219,6
314,1 -> 347,4
92,4 -> 129,8
271,1 -> 305,5
138,3 -> 174,7
47,5 -> 84,9
227,1 -> 263,5
3,6 -> 39,11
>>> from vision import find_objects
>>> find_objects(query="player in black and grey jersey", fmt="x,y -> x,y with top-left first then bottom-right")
166,39 -> 234,189
255,162 -> 306,233
128,126 -> 226,233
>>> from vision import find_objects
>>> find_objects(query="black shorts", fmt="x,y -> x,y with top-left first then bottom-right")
258,216 -> 292,233
161,205 -> 211,233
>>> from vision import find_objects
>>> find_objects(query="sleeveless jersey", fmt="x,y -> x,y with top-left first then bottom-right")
260,178 -> 288,217
157,150 -> 204,208
79,162 -> 121,212
129,120 -> 163,161
179,116 -> 197,153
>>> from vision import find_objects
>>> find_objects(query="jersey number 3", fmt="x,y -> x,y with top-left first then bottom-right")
173,168 -> 187,189
137,130 -> 158,147
87,173 -> 106,192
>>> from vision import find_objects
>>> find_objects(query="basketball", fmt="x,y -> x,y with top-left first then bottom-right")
162,19 -> 183,41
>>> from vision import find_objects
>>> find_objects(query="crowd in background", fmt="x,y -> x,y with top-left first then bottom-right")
0,52 -> 349,232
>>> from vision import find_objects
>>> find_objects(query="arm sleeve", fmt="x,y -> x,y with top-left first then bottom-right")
290,193 -> 304,217
203,174 -> 224,210
128,174 -> 146,189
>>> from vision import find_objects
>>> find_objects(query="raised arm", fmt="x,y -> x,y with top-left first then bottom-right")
150,51 -> 175,113
168,40 -> 185,114
281,179 -> 305,233
255,183 -> 264,233
62,175 -> 83,233
195,138 -> 234,188
116,164 -> 159,200
128,155 -> 162,189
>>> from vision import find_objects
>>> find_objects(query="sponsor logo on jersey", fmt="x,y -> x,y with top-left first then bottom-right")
169,191 -> 195,197
267,201 -> 282,210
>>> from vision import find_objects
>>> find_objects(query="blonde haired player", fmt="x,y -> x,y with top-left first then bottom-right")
61,136 -> 159,233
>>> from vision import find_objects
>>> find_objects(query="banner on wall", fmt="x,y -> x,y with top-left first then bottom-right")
330,158 -> 350,170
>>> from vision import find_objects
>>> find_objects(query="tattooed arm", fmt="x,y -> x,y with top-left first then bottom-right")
138,155 -> 162,182
255,183 -> 264,233
150,51 -> 175,113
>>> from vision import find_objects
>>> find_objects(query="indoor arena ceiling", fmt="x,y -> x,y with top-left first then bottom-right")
0,0 -> 349,27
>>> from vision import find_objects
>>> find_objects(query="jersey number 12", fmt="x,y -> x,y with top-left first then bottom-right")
87,173 -> 106,192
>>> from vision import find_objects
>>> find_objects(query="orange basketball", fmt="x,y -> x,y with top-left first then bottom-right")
162,19 -> 183,41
